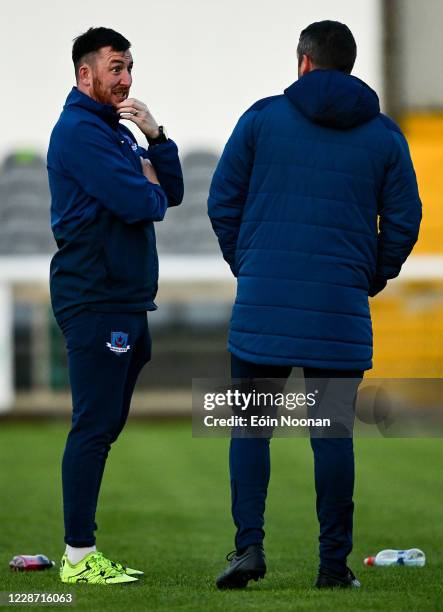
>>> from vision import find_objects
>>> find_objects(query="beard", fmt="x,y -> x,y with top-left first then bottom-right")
90,74 -> 111,105
90,74 -> 129,107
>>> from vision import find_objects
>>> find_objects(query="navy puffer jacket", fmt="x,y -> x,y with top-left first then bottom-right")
208,70 -> 421,370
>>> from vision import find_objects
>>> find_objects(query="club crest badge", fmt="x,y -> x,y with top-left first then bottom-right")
122,132 -> 139,153
106,332 -> 131,354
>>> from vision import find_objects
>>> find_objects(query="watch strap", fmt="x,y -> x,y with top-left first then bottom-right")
147,125 -> 168,146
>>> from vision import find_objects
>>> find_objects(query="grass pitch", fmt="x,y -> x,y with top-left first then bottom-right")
0,421 -> 442,611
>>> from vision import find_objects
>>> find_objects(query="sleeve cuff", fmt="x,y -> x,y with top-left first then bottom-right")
368,277 -> 388,297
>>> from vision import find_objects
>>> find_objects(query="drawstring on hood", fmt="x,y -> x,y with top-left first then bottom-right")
284,69 -> 380,130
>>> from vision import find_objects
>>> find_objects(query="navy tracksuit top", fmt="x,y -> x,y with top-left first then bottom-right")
208,70 -> 422,370
47,87 -> 184,321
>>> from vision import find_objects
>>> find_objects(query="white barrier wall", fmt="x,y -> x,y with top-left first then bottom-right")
0,254 -> 440,412
0,285 -> 13,413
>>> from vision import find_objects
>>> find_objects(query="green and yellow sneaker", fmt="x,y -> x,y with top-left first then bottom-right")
109,560 -> 144,576
59,551 -> 138,585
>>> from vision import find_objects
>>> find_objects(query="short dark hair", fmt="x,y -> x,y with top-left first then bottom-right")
297,20 -> 356,74
72,27 -> 131,78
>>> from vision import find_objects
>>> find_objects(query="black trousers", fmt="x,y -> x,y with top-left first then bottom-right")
230,354 -> 363,575
59,310 -> 151,547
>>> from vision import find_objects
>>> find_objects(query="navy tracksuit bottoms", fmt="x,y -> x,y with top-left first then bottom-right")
230,354 -> 363,575
58,310 -> 151,547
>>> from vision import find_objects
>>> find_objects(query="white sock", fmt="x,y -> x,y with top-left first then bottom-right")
65,544 -> 97,565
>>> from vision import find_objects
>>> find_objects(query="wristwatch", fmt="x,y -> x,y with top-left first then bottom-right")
148,125 -> 168,146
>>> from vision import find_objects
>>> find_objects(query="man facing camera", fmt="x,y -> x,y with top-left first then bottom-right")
208,20 -> 421,589
47,27 -> 183,584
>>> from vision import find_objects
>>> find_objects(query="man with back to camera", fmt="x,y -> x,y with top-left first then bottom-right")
47,27 -> 183,584
208,20 -> 421,589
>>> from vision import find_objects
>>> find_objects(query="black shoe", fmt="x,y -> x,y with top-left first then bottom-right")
216,544 -> 266,589
315,566 -> 361,589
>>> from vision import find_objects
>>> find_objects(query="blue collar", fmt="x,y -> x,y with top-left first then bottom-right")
64,87 -> 121,129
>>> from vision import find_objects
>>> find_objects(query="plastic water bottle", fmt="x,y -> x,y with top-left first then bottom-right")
364,548 -> 425,567
9,554 -> 55,571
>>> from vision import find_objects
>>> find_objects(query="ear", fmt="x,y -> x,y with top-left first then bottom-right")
78,63 -> 92,87
299,54 -> 315,76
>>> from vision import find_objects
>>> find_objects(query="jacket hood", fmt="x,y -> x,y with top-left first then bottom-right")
284,70 -> 380,129
64,87 -> 120,129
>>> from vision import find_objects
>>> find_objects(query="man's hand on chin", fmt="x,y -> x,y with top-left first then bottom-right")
116,98 -> 160,139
